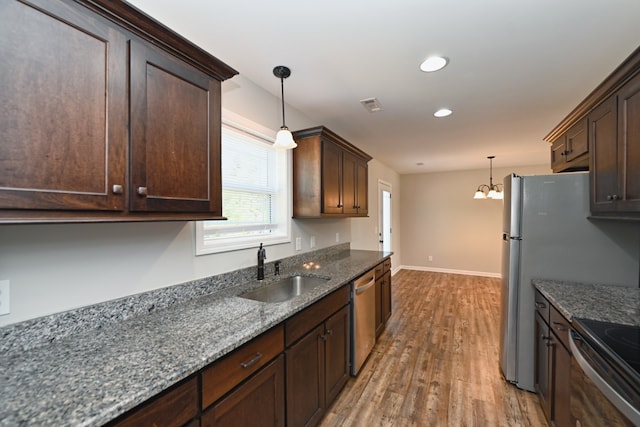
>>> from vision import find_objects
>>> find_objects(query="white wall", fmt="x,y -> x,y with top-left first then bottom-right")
0,75 -> 353,326
399,164 -> 550,276
350,159 -> 402,268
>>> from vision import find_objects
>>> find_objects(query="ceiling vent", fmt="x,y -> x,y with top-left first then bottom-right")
360,97 -> 382,113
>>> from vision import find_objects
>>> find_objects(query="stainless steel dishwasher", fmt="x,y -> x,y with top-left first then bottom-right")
350,268 -> 376,375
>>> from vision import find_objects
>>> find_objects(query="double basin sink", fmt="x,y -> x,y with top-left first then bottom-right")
240,275 -> 329,303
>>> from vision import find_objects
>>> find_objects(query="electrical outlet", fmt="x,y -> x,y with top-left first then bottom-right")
335,232 -> 340,243
0,280 -> 10,316
310,236 -> 316,248
428,255 -> 433,262
295,237 -> 302,251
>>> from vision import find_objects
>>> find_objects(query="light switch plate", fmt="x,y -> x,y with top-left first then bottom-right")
310,236 -> 316,248
0,280 -> 10,316
295,237 -> 302,251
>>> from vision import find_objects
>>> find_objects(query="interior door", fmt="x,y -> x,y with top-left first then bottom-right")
378,180 -> 392,252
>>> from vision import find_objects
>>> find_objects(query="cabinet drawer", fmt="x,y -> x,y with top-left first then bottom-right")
534,290 -> 550,324
383,258 -> 391,273
111,376 -> 198,427
549,305 -> 570,351
202,355 -> 285,427
285,285 -> 350,347
202,325 -> 284,409
374,262 -> 384,279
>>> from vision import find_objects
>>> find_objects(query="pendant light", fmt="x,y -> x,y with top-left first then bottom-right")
273,65 -> 297,149
473,155 -> 503,200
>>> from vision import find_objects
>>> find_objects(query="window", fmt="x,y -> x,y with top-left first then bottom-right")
196,113 -> 291,255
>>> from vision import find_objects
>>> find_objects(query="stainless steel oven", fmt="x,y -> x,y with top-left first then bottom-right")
350,268 -> 376,375
570,319 -> 640,427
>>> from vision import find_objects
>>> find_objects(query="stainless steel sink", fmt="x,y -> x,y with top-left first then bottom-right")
239,275 -> 329,303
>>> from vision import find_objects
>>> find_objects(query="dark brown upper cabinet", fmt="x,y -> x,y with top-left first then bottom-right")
0,0 -> 237,223
544,46 -> 640,218
292,126 -> 372,218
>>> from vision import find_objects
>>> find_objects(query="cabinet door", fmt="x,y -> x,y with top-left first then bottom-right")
130,40 -> 222,214
382,270 -> 392,323
286,325 -> 325,427
355,159 -> 368,215
202,355 -> 285,427
534,313 -> 552,421
565,119 -> 588,162
322,141 -> 343,214
342,152 -> 358,215
324,306 -> 350,405
0,0 -> 127,211
552,341 -> 571,427
550,137 -> 567,171
112,377 -> 198,427
617,73 -> 640,212
375,275 -> 384,337
589,96 -> 618,213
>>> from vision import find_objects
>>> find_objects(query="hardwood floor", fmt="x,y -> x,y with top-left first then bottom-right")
320,270 -> 548,427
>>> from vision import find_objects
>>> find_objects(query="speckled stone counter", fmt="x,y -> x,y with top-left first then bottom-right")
0,247 -> 391,427
533,278 -> 640,326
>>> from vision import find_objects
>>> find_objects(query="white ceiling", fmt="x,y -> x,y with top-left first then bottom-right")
127,0 -> 640,174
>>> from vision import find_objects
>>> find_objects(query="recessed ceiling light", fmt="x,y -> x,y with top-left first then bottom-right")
434,108 -> 453,118
420,56 -> 448,72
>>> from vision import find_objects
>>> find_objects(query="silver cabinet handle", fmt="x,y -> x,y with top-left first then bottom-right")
137,186 -> 148,196
112,184 -> 124,194
240,352 -> 263,369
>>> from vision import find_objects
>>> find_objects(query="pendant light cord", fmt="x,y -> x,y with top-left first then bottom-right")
280,77 -> 286,128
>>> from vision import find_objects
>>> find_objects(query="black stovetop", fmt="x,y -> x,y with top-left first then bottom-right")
574,318 -> 640,386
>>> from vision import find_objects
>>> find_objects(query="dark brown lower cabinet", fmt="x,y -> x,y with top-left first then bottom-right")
109,285 -> 353,427
324,306 -> 350,404
534,292 -> 571,427
286,302 -> 350,427
109,377 -> 199,427
286,324 -> 325,427
381,270 -> 392,323
201,355 -> 285,427
375,260 -> 393,338
553,337 -> 571,427
535,312 -> 551,420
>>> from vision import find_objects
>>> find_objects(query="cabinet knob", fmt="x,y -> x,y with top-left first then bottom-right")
137,186 -> 148,196
112,184 -> 124,194
606,194 -> 620,201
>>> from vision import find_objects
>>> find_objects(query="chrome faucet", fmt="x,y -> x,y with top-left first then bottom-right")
257,243 -> 266,280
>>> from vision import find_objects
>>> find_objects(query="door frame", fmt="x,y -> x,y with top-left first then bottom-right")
378,180 -> 392,252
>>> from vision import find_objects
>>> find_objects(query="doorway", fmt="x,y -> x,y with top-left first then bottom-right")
378,180 -> 392,252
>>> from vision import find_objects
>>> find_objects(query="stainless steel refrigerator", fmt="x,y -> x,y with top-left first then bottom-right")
499,171 -> 639,391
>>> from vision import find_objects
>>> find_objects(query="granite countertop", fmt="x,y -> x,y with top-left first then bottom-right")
533,278 -> 640,326
0,249 -> 391,427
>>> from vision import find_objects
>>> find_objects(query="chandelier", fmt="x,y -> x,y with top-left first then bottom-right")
473,156 -> 503,200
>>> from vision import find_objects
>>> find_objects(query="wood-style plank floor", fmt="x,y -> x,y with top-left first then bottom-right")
320,270 -> 548,427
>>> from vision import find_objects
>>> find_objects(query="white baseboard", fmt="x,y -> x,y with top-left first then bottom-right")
397,265 -> 501,279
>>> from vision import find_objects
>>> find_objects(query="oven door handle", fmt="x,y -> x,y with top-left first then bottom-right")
569,330 -> 640,426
